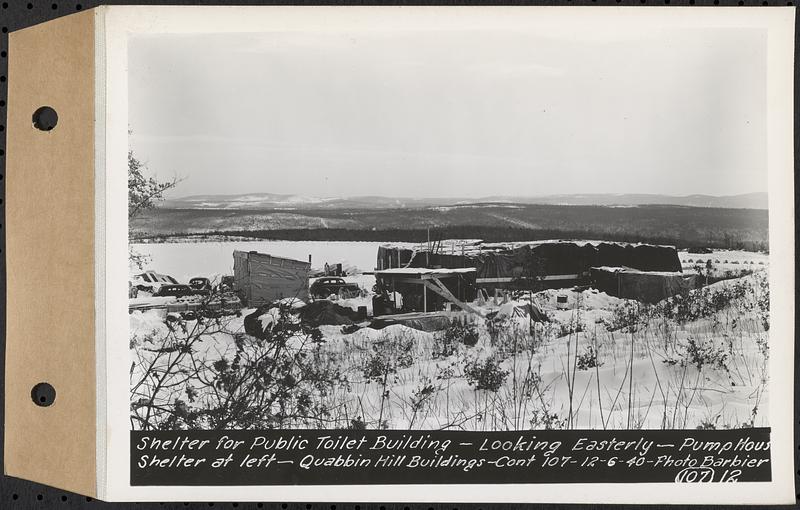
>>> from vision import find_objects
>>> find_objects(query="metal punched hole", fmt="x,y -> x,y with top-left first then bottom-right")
32,105 -> 58,131
31,382 -> 56,407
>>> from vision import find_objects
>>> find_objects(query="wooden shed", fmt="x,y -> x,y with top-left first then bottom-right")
233,250 -> 311,306
374,267 -> 478,314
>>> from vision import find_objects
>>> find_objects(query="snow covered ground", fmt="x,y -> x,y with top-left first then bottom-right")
130,242 -> 770,431
679,249 -> 768,277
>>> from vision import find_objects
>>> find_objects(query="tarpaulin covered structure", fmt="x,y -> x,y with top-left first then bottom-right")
376,240 -> 682,290
590,266 -> 698,303
298,300 -> 363,327
233,250 -> 311,306
369,311 -> 456,332
493,302 -> 550,322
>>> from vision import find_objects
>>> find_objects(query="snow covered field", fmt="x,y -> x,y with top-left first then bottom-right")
130,241 -> 388,283
679,249 -> 768,277
129,240 -> 770,431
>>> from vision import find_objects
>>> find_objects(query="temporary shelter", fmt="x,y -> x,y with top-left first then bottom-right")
233,250 -> 311,306
373,267 -> 478,314
590,266 -> 698,303
376,240 -> 682,291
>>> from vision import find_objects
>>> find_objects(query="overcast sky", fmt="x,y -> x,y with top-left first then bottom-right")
128,26 -> 767,199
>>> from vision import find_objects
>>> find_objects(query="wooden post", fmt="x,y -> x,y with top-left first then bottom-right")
247,257 -> 253,306
426,228 -> 430,266
423,277 -> 483,315
424,284 -> 427,312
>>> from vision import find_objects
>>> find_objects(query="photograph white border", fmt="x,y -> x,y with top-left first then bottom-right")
100,6 -> 795,503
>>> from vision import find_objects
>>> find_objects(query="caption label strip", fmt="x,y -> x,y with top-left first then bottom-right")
131,428 -> 770,485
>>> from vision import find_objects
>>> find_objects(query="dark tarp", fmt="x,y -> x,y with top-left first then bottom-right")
629,244 -> 682,272
378,241 -> 682,290
474,248 -> 531,280
404,251 -> 471,270
298,300 -> 361,327
243,306 -> 278,339
376,246 -> 415,270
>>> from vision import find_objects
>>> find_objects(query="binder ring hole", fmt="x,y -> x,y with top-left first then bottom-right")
32,106 -> 58,131
31,382 -> 56,407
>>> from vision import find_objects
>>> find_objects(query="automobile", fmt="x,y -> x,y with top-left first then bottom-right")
309,277 -> 361,299
131,270 -> 179,294
217,275 -> 235,293
152,284 -> 194,298
189,277 -> 212,295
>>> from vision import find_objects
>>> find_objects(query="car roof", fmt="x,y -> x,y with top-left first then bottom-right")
136,272 -> 172,280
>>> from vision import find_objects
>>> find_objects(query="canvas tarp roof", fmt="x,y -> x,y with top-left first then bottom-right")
377,241 -> 682,289
494,302 -> 550,322
590,266 -> 698,304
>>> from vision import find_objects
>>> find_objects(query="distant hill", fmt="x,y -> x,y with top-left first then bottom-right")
161,192 -> 768,210
160,193 -> 456,210
494,193 -> 768,209
131,201 -> 769,250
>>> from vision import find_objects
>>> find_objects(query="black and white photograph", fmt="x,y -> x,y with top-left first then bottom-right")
2,4 -> 795,503
127,10 -> 774,435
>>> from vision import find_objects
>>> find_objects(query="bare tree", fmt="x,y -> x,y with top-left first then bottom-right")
130,302 -> 346,430
128,150 -> 179,222
128,150 -> 180,269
